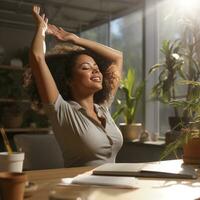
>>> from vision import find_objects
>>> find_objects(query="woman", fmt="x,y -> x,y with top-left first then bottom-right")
30,5 -> 123,167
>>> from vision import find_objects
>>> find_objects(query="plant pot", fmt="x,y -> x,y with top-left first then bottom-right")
119,123 -> 142,141
183,137 -> 200,164
168,117 -> 190,131
0,172 -> 27,200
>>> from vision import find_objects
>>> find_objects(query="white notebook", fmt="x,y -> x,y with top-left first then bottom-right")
61,174 -> 138,189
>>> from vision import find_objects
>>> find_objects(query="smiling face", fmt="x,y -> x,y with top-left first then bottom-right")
69,54 -> 103,98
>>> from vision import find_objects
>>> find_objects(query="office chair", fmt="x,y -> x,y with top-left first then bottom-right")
14,133 -> 64,170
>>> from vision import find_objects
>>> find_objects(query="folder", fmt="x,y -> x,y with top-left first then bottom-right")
92,161 -> 198,179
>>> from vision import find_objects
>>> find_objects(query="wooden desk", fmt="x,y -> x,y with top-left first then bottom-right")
26,166 -> 92,200
26,160 -> 200,200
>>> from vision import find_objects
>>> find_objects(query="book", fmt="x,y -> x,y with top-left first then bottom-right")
92,160 -> 198,179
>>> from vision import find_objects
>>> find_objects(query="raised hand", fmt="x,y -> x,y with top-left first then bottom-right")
48,24 -> 79,43
32,5 -> 49,33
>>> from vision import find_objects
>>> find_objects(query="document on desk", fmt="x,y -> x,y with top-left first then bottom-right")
60,174 -> 138,189
92,161 -> 198,179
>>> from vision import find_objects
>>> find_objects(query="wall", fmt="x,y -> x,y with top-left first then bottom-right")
116,141 -> 182,163
0,27 -> 34,63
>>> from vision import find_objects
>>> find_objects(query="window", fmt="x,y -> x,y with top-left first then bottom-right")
110,11 -> 143,81
110,11 -> 144,122
80,24 -> 109,45
146,0 -> 200,136
157,0 -> 184,135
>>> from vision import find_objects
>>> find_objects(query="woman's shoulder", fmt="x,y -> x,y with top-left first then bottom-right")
43,94 -> 71,112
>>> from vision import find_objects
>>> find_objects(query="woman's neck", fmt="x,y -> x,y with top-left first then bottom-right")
73,95 -> 95,111
72,94 -> 104,127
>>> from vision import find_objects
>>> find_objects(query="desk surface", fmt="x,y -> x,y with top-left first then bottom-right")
26,160 -> 200,200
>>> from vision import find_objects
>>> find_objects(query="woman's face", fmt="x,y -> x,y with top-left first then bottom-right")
69,54 -> 103,96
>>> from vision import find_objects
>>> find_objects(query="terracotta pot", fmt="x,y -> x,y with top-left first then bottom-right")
119,123 -> 142,141
183,137 -> 200,164
0,172 -> 27,200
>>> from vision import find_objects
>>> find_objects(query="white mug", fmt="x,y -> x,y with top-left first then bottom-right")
0,152 -> 25,172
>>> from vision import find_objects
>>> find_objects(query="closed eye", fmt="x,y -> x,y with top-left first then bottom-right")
80,62 -> 98,70
82,66 -> 90,70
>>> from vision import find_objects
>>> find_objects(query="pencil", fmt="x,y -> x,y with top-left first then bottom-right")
0,128 -> 13,155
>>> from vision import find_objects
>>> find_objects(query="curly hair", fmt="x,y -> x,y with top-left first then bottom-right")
24,45 -> 118,107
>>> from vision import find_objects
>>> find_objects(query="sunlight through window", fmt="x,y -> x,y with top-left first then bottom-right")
175,0 -> 199,15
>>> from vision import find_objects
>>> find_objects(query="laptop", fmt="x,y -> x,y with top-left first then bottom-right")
92,161 -> 198,179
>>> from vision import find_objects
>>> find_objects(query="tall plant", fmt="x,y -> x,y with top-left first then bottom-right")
150,17 -> 200,119
169,17 -> 200,120
149,39 -> 184,117
156,17 -> 200,159
112,68 -> 145,124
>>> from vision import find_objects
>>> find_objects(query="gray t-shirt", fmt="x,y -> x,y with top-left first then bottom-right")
44,94 -> 123,167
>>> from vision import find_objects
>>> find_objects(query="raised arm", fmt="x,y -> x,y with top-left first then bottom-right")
76,37 -> 123,97
29,5 -> 59,104
48,25 -> 123,97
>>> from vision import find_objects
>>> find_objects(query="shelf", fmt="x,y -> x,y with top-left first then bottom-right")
0,64 -> 25,71
125,139 -> 165,146
0,64 -> 30,104
0,98 -> 30,103
4,128 -> 52,133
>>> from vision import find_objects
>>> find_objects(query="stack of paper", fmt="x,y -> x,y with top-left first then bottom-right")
61,174 -> 138,189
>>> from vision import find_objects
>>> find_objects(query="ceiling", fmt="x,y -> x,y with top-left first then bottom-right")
0,0 -> 143,33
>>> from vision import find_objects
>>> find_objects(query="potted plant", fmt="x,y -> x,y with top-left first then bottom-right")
160,78 -> 200,163
149,39 -> 186,130
112,68 -> 145,141
150,17 -> 200,140
160,124 -> 200,164
152,17 -> 200,163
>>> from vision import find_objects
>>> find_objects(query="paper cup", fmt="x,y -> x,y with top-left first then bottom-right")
0,152 -> 25,172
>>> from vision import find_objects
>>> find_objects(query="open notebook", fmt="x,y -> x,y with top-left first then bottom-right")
92,161 -> 198,179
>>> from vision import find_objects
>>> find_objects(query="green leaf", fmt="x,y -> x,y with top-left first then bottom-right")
177,67 -> 187,80
149,64 -> 163,74
179,80 -> 200,86
161,131 -> 190,160
112,68 -> 145,124
112,106 -> 125,121
161,40 -> 170,55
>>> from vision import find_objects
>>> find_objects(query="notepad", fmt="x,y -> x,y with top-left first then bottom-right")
92,161 -> 198,179
60,174 -> 138,189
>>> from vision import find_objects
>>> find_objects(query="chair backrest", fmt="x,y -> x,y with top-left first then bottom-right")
14,134 -> 64,170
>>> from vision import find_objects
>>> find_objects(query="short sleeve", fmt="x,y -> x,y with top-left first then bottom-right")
43,94 -> 65,115
43,94 -> 71,126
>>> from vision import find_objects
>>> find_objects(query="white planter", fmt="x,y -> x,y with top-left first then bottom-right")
119,123 -> 142,141
0,152 -> 25,172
